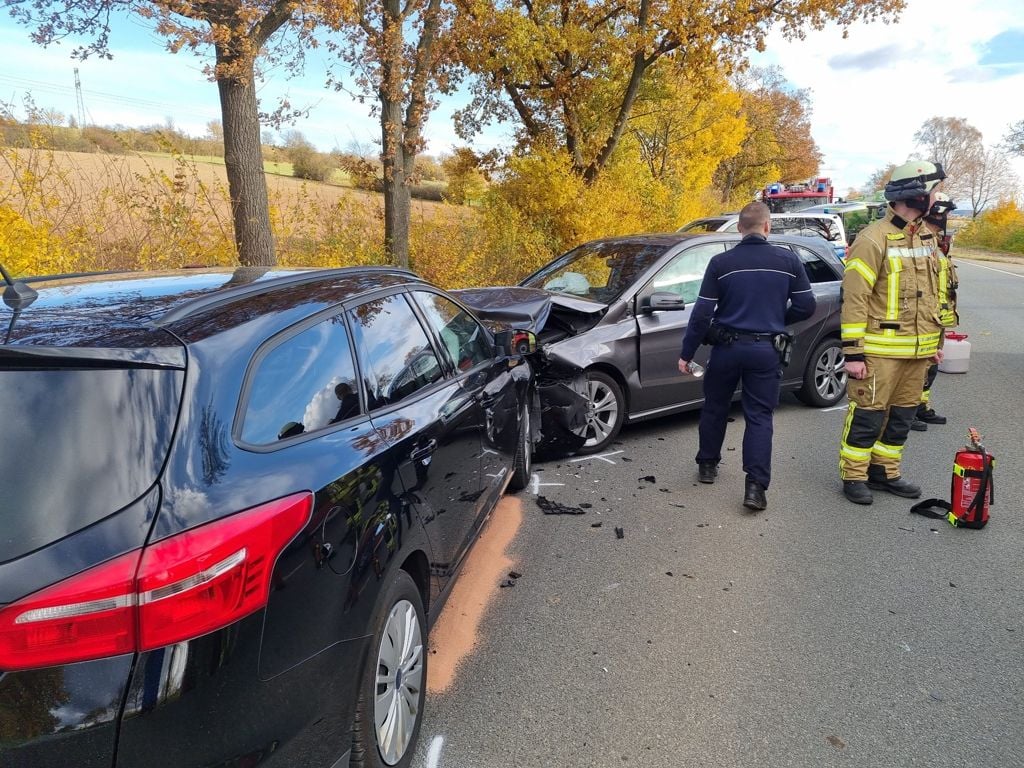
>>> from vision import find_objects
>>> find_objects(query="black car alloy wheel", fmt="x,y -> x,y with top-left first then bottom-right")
352,569 -> 426,768
508,398 -> 532,492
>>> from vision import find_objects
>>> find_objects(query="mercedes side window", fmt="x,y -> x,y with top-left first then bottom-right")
241,314 -> 361,445
349,293 -> 445,410
649,242 -> 726,304
792,244 -> 841,283
413,291 -> 492,372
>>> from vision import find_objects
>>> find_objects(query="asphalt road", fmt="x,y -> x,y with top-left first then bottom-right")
412,257 -> 1024,768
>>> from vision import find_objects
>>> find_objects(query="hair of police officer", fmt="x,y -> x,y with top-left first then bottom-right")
737,202 -> 770,234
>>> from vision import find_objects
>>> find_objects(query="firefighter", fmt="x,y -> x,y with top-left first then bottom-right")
911,192 -> 958,431
839,161 -> 946,505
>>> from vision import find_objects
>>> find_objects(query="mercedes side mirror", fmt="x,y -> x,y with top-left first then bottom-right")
641,291 -> 686,314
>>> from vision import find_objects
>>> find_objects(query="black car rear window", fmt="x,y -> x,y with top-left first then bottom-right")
0,367 -> 183,563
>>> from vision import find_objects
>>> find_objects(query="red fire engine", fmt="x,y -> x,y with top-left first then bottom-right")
762,177 -> 834,213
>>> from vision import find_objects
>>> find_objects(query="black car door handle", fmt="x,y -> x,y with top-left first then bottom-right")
410,439 -> 438,462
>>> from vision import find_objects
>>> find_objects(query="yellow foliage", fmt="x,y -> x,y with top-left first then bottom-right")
956,199 -> 1024,254
0,205 -> 73,277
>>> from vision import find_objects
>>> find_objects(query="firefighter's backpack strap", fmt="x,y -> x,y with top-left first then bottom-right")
910,499 -> 953,522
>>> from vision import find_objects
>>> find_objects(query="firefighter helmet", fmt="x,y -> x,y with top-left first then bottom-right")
927,192 -> 956,220
884,161 -> 946,207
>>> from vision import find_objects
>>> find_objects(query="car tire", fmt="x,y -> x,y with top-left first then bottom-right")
577,370 -> 625,454
351,569 -> 427,768
507,398 -> 532,492
796,336 -> 847,408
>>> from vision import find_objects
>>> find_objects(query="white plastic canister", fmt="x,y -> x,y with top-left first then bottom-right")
939,332 -> 970,374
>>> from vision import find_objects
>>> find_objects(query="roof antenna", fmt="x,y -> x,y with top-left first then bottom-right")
0,262 -> 38,310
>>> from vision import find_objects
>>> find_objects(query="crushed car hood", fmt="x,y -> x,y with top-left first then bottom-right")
453,287 -> 605,334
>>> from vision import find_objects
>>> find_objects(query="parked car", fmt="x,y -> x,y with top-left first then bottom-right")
0,265 -> 575,768
679,212 -> 848,260
457,233 -> 848,454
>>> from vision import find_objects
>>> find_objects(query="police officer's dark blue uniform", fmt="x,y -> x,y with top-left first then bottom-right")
679,202 -> 816,510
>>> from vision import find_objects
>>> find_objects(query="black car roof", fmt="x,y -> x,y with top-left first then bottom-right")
1,266 -> 425,349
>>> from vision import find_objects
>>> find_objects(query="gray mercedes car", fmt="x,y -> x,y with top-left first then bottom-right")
457,232 -> 847,454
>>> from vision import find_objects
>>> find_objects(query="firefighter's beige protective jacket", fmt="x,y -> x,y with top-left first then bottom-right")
841,208 -> 943,359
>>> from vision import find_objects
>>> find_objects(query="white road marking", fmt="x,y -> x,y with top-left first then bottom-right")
569,450 -> 624,465
820,404 -> 848,413
958,259 -> 1024,278
426,735 -> 445,768
529,472 -> 565,495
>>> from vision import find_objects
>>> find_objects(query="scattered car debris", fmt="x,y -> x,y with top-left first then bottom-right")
591,522 -> 603,528
640,475 -> 656,483
949,581 -> 957,588
659,488 -> 671,493
614,527 -> 624,539
509,570 -> 522,579
666,572 -> 673,577
622,457 -> 633,462
930,691 -> 945,702
499,579 -> 515,588
669,503 -> 686,509
579,502 -> 593,509
826,735 -> 846,749
536,495 -> 586,515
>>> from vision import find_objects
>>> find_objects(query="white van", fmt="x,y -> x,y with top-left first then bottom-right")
679,212 -> 847,259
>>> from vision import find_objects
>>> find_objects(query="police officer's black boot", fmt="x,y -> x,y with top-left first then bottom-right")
866,464 -> 922,499
743,477 -> 767,511
843,480 -> 873,505
697,461 -> 718,484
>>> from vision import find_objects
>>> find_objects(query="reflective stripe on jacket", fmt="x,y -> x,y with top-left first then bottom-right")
841,208 -> 943,359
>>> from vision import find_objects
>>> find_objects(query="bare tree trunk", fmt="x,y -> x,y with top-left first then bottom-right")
217,46 -> 275,267
379,0 -> 411,268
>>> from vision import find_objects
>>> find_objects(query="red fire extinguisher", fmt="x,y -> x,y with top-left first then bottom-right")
912,428 -> 994,529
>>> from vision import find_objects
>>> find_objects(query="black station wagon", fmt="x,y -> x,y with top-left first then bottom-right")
0,266 -> 544,768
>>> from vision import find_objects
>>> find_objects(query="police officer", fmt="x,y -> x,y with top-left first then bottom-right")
839,161 -> 946,504
911,192 -> 958,431
679,201 -> 816,510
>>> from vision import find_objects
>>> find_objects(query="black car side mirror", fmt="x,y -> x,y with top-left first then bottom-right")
641,291 -> 686,314
494,328 -> 538,356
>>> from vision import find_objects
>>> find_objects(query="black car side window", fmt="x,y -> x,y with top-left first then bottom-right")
241,314 -> 361,445
412,291 -> 492,372
650,242 -> 725,304
793,244 -> 841,284
349,293 -> 445,410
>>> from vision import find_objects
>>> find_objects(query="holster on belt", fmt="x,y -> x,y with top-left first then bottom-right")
772,333 -> 794,367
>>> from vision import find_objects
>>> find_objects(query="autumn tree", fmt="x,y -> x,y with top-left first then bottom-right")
1005,119 -> 1024,157
864,163 -> 896,198
454,0 -> 900,186
3,0 -> 318,266
323,0 -> 457,267
961,145 -> 1018,218
627,66 -> 745,192
713,67 -> 821,205
913,116 -> 984,201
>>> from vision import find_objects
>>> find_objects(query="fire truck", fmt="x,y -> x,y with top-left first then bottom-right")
761,177 -> 834,213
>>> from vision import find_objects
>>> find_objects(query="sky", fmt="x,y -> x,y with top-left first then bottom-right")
0,0 -> 1022,195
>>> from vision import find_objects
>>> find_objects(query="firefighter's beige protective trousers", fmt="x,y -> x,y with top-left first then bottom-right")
840,356 -> 932,480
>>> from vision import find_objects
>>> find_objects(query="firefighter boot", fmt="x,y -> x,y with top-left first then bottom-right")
866,464 -> 922,499
917,404 -> 947,425
698,462 -> 718,484
843,481 -> 873,505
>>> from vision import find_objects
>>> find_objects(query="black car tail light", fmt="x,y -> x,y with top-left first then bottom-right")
0,493 -> 312,672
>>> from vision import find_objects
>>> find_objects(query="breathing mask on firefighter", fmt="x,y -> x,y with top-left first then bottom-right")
925,192 -> 955,229
884,160 -> 946,214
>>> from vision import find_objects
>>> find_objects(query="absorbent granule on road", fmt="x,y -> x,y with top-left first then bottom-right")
536,495 -> 586,515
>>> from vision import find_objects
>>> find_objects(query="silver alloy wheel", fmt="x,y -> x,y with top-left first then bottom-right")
584,377 -> 620,448
374,599 -> 424,766
814,344 -> 848,404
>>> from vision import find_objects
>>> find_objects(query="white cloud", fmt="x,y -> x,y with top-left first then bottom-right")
753,0 -> 1024,193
